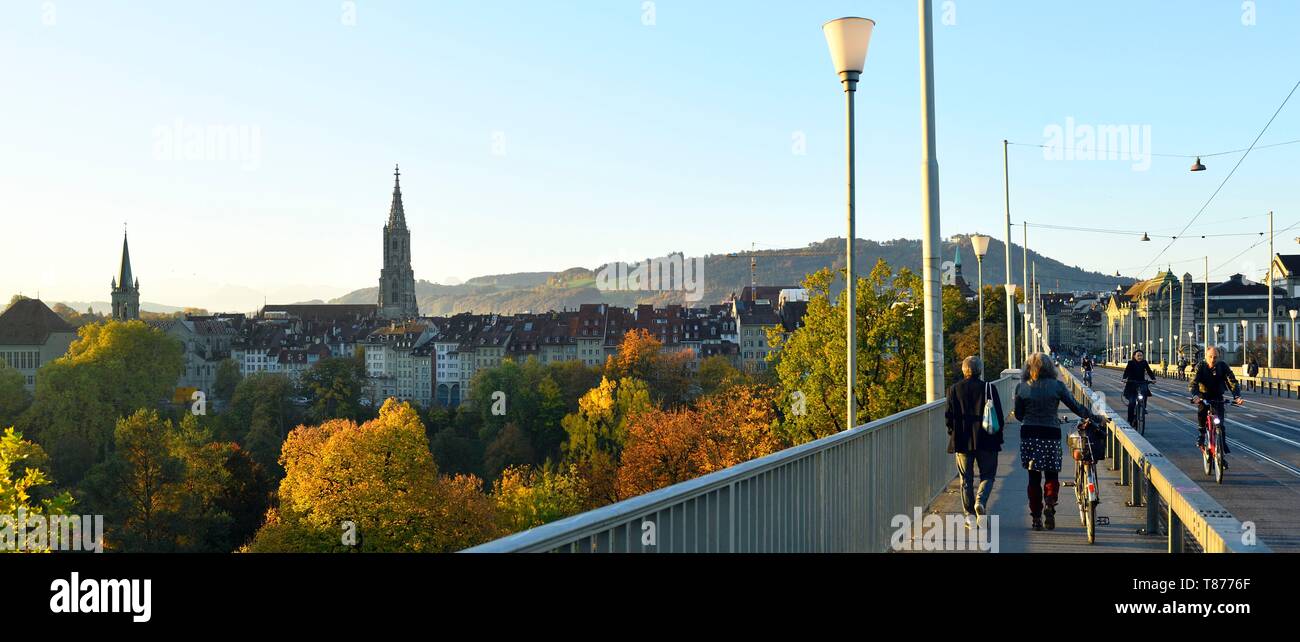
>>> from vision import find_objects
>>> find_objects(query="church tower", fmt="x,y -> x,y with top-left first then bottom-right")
111,229 -> 141,320
378,165 -> 418,319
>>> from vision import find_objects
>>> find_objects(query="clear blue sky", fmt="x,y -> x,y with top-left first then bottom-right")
2,1 -> 1298,312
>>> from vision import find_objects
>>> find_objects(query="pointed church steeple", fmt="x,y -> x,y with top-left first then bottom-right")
118,229 -> 134,290
111,226 -> 141,320
388,164 -> 406,228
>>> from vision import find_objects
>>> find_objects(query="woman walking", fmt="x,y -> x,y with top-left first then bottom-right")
1013,352 -> 1098,531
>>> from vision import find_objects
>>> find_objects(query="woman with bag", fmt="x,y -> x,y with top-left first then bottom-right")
944,356 -> 1004,529
1013,352 -> 1098,531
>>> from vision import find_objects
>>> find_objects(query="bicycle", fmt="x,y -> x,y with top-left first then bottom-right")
1082,368 -> 1093,388
1193,397 -> 1242,484
1066,417 -> 1104,544
1122,378 -> 1153,436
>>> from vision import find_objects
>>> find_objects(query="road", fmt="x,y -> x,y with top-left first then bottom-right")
1089,366 -> 1300,552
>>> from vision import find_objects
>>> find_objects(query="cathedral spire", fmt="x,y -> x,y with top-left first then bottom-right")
388,164 -> 406,228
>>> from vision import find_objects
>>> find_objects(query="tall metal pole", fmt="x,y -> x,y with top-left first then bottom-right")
1179,274 -> 1185,364
1023,223 -> 1030,362
1268,210 -> 1275,371
919,0 -> 944,401
842,69 -> 859,430
1003,140 -> 1015,369
1031,262 -> 1038,353
977,255 -> 985,375
1204,256 -> 1210,358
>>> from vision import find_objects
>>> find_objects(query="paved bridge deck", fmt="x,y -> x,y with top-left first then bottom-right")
918,414 -> 1165,553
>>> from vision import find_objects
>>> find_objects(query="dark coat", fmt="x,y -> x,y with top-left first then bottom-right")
945,375 -> 1004,453
1189,360 -> 1241,401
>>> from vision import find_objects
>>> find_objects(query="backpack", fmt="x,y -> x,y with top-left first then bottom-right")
981,382 -> 1002,435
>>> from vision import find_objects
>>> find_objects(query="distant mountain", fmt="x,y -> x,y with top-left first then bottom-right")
54,301 -> 186,315
329,236 -> 1135,316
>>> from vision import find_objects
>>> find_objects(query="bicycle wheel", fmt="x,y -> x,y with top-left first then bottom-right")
1215,433 -> 1226,484
1076,467 -> 1087,525
1137,403 -> 1146,436
1202,426 -> 1213,476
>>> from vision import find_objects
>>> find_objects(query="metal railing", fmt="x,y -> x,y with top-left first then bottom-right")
465,375 -> 1016,553
1054,363 -> 1268,553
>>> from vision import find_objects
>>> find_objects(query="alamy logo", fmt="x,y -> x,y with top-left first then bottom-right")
1042,117 -> 1152,171
49,572 -> 151,623
890,507 -> 999,552
0,510 -> 103,553
595,253 -> 704,302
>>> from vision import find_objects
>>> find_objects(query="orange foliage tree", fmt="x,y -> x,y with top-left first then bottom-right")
616,384 -> 782,497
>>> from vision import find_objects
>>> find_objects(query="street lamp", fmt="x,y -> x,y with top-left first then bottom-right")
1290,309 -> 1297,369
824,16 -> 875,431
971,234 -> 991,376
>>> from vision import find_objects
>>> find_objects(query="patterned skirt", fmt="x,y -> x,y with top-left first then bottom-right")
1019,435 -> 1063,472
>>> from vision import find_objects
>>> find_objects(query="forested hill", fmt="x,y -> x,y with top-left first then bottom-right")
328,236 -> 1133,315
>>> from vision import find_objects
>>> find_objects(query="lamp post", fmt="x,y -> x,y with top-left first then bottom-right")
1291,309 -> 1297,369
971,234 -> 991,376
919,0 -> 944,402
1188,331 -> 1195,364
1241,318 -> 1250,367
824,16 -> 875,430
1002,141 -> 1016,370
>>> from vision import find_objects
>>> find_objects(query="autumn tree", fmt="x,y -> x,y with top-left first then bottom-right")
246,399 -> 503,552
561,376 -> 652,505
696,355 -> 748,397
493,464 -> 587,534
605,329 -> 692,407
223,372 -> 300,477
616,384 -> 781,498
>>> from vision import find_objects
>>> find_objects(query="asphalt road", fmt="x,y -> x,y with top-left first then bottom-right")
1088,366 -> 1300,552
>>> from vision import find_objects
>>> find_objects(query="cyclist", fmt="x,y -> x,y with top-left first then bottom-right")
1081,354 -> 1094,386
1188,346 -> 1243,457
1121,350 -> 1156,425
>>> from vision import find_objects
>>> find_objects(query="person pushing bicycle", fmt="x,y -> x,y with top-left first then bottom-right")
1121,350 -> 1156,425
1188,346 -> 1243,457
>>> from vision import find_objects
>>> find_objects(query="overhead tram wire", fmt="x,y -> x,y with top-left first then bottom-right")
1013,221 -> 1261,239
1137,79 -> 1300,274
1006,137 -> 1300,159
1211,217 -> 1300,275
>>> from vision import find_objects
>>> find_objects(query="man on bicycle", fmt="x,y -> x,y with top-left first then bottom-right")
1081,354 -> 1094,385
1188,345 -> 1243,455
1121,350 -> 1156,425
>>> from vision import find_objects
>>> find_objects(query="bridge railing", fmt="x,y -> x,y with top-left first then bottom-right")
464,375 -> 1017,553
1052,363 -> 1268,553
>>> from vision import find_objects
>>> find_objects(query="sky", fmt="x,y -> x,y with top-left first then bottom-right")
2,1 -> 1298,312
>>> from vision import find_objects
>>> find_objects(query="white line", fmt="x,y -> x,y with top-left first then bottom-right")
1266,420 -> 1300,435
1226,419 -> 1300,449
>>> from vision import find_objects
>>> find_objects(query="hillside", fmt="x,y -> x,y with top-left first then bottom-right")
330,236 -> 1135,315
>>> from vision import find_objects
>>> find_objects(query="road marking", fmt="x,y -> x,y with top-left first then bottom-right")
1226,419 -> 1300,449
1266,420 -> 1300,435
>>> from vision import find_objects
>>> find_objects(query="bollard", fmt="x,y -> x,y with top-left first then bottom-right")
1168,505 -> 1184,553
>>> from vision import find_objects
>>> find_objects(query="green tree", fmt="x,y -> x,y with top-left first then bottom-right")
696,354 -> 748,397
20,320 -> 184,484
1,427 -> 74,552
79,409 -> 186,552
767,260 -> 926,443
0,363 -> 32,428
299,355 -> 369,423
224,373 -> 299,477
213,358 -> 241,402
